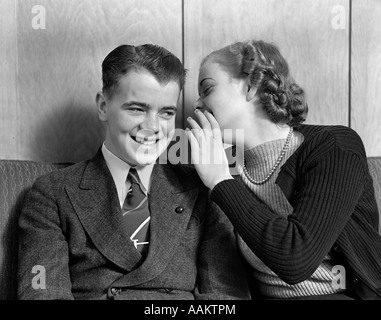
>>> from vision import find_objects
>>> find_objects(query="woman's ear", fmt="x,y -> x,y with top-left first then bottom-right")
246,83 -> 257,102
96,91 -> 108,122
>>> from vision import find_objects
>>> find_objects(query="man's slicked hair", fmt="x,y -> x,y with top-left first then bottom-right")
102,44 -> 186,98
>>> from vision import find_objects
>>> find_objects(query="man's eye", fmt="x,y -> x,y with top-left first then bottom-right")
160,111 -> 176,119
127,108 -> 144,113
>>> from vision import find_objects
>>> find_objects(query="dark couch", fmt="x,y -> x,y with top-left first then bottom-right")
1,158 -> 380,300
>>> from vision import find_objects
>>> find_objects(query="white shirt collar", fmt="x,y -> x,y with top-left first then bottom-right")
101,143 -> 154,207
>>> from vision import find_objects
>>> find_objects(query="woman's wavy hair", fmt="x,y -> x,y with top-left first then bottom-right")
202,40 -> 308,126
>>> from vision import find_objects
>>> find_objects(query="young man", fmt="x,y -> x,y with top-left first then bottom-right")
17,44 -> 251,300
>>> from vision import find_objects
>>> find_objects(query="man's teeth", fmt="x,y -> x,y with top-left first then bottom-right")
135,136 -> 156,145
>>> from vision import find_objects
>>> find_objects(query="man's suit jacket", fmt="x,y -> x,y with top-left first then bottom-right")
17,150 -> 251,300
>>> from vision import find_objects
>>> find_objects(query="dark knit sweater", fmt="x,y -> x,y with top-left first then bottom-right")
211,124 -> 381,299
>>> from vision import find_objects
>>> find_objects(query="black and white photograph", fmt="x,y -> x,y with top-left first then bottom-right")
0,0 -> 380,313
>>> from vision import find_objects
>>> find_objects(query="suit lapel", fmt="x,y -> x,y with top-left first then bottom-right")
65,151 -> 143,271
111,164 -> 200,287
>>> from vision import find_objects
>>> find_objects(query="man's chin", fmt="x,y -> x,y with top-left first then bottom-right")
134,152 -> 160,165
134,144 -> 168,165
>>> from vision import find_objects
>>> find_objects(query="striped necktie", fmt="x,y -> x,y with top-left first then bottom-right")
122,167 -> 150,255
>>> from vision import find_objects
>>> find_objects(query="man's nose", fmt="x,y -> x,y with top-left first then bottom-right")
142,114 -> 160,133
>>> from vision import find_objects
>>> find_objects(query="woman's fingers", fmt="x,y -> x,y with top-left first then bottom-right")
191,110 -> 221,142
187,116 -> 205,144
204,111 -> 220,130
194,109 -> 212,133
204,111 -> 222,142
187,115 -> 201,130
185,128 -> 200,165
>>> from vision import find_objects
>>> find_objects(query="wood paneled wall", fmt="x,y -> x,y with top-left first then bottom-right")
0,0 -> 18,159
1,0 -> 182,163
183,0 -> 349,126
0,0 -> 380,162
352,0 -> 381,157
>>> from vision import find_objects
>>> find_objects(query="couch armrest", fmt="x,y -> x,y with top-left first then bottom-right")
367,157 -> 381,233
0,160 -> 67,300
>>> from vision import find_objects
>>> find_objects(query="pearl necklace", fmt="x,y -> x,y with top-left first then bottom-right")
242,127 -> 293,185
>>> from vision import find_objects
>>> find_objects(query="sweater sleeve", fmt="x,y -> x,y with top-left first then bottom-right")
211,146 -> 366,285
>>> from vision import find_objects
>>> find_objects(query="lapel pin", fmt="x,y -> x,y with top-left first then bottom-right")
175,206 -> 184,214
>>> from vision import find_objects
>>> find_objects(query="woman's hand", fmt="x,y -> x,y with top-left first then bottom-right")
186,110 -> 233,190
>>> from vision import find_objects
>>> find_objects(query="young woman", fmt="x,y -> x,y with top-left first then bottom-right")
186,40 -> 381,300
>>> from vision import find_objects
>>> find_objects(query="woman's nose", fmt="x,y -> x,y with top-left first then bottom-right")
194,97 -> 204,111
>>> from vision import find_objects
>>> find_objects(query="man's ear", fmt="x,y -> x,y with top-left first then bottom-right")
96,91 -> 108,122
246,81 -> 257,102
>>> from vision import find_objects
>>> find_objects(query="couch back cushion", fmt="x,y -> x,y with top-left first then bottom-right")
0,160 -> 63,300
0,158 -> 380,300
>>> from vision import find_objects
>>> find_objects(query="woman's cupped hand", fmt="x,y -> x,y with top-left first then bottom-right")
186,110 -> 234,189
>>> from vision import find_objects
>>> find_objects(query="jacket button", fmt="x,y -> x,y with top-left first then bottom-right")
175,206 -> 184,214
110,287 -> 121,296
352,277 -> 359,284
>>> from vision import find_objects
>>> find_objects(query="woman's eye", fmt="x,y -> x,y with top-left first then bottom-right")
202,87 -> 212,97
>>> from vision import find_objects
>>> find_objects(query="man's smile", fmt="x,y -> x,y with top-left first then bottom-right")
132,135 -> 159,146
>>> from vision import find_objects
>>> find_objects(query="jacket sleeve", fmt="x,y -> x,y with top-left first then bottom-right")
211,146 -> 366,285
17,175 -> 74,300
193,194 -> 251,300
